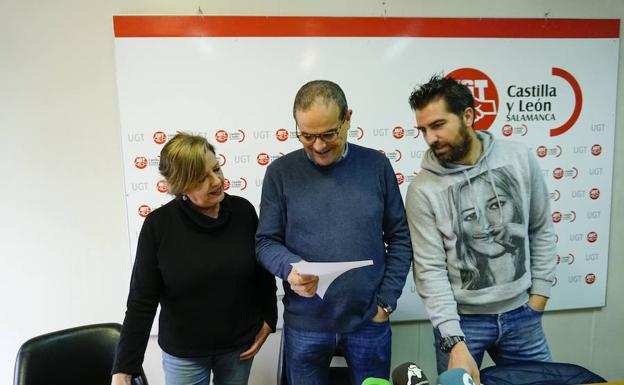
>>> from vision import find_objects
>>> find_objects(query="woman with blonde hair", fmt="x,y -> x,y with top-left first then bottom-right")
112,132 -> 277,385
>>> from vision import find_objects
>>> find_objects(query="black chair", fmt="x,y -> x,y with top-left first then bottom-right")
13,323 -> 148,385
277,331 -> 352,385
480,361 -> 606,385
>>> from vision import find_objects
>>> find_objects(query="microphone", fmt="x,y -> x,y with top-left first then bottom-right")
436,368 -> 475,385
391,362 -> 429,385
361,378 -> 391,385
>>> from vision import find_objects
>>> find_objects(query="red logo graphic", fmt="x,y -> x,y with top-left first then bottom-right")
567,253 -> 575,265
234,129 -> 246,143
134,156 -> 148,169
217,153 -> 226,167
412,125 -> 421,138
257,153 -> 270,166
501,124 -> 528,137
558,253 -> 575,265
587,232 -> 598,243
138,204 -> 152,218
585,273 -> 596,285
553,168 -> 564,179
537,146 -> 562,157
550,167 -> 577,179
156,180 -> 168,193
276,128 -> 289,142
550,68 -> 582,137
392,126 -> 405,139
223,179 -> 231,191
447,68 -> 499,130
395,173 -> 405,185
215,130 -> 228,143
589,188 -> 600,200
379,149 -> 402,163
347,127 -> 365,140
591,144 -> 602,156
553,211 -> 576,223
153,131 -> 167,144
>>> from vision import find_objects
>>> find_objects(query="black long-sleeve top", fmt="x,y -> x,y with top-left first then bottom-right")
113,194 -> 278,375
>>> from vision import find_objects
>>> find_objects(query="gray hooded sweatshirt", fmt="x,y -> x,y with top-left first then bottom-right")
405,131 -> 556,338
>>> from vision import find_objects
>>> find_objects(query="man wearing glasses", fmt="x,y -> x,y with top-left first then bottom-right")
256,80 -> 412,385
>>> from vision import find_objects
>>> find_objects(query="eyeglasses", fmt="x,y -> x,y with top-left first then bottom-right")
296,120 -> 345,145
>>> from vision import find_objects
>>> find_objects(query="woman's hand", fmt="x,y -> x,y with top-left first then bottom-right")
239,321 -> 272,360
111,373 -> 132,385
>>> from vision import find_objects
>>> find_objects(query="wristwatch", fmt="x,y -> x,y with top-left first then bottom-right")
440,336 -> 465,353
377,299 -> 394,315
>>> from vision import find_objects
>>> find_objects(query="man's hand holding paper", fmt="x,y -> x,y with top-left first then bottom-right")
290,260 -> 374,299
287,266 -> 319,298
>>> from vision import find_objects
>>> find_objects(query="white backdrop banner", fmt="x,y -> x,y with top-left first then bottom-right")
113,16 -> 620,323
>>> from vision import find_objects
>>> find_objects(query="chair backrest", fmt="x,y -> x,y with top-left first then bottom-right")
13,323 -> 148,385
480,361 -> 606,385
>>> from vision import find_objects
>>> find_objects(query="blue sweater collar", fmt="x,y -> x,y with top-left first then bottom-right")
304,142 -> 350,166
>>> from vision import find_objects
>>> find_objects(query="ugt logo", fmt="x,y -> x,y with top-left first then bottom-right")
153,131 -> 167,145
134,156 -> 148,169
138,204 -> 152,218
447,68 -> 499,131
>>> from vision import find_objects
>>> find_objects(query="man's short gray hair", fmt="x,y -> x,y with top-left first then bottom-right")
293,80 -> 348,120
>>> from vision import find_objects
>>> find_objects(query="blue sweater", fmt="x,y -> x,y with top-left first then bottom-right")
256,143 -> 412,333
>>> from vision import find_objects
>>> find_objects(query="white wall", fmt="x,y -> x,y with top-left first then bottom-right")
1,1 -> 622,384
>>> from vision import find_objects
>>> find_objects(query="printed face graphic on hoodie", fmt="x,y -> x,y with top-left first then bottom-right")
449,167 -> 527,290
458,178 -> 516,258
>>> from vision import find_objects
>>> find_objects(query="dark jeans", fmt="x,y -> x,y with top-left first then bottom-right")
284,320 -> 392,385
434,304 -> 552,373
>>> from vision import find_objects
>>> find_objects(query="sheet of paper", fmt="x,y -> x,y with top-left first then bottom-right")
290,260 -> 374,299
